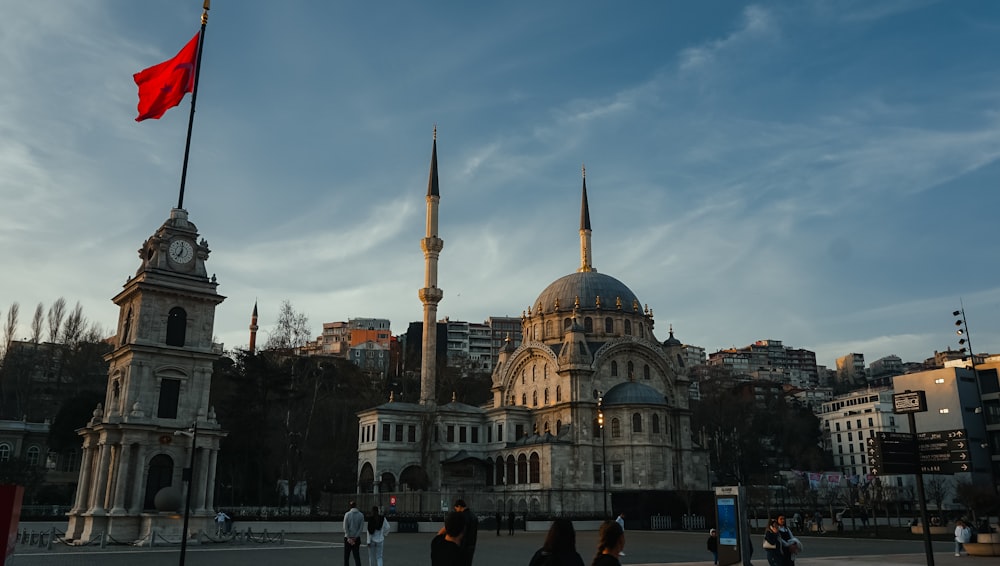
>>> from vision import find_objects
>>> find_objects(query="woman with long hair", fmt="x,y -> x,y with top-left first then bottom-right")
591,520 -> 625,566
528,518 -> 585,566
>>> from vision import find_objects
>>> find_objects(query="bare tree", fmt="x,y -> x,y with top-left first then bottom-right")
265,300 -> 311,351
30,303 -> 44,344
62,302 -> 86,345
3,302 -> 19,357
923,475 -> 950,515
47,298 -> 66,344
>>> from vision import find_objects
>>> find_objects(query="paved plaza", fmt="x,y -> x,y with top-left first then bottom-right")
11,528 -> 982,566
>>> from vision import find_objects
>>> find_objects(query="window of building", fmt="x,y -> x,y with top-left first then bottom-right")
522,393 -> 527,405
471,427 -> 479,443
165,307 -> 187,347
556,386 -> 561,402
447,425 -> 455,442
460,426 -> 467,443
643,365 -> 650,380
0,444 -> 10,463
593,464 -> 603,485
605,318 -> 613,333
26,446 -> 40,466
544,389 -> 549,404
532,391 -> 538,407
846,421 -> 851,430
611,361 -> 618,377
856,419 -> 862,428
652,414 -> 660,433
382,424 -> 391,441
611,418 -> 621,438
585,317 -> 593,332
867,417 -> 873,427
847,432 -> 853,442
395,425 -> 403,442
612,463 -> 623,485
837,433 -> 842,443
835,422 -> 841,431
627,361 -> 634,379
624,320 -> 632,335
632,413 -> 642,433
506,456 -> 516,484
516,424 -> 525,439
517,454 -> 528,484
564,318 -> 572,329
838,445 -> 843,454
408,425 -> 416,442
497,423 -> 503,442
156,378 -> 180,419
529,453 -> 540,483
556,420 -> 562,434
545,321 -> 552,336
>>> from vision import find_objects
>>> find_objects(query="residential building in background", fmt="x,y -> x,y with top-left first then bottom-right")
707,339 -> 818,387
836,353 -> 866,385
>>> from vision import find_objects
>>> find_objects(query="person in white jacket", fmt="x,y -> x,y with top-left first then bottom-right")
367,506 -> 390,566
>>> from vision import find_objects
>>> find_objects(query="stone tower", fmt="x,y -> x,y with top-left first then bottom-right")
419,129 -> 444,406
66,208 -> 227,543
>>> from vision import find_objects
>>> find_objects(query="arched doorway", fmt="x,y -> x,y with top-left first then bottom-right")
399,466 -> 430,491
143,454 -> 174,510
358,463 -> 375,493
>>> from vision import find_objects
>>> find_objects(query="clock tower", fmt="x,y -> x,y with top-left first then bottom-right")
66,208 -> 227,543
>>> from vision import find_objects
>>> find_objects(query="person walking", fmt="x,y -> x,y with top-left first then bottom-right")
955,519 -> 972,556
367,506 -> 390,566
343,500 -> 365,566
777,515 -> 797,566
214,510 -> 230,536
706,528 -> 718,565
763,520 -> 782,566
591,520 -> 625,566
615,512 -> 625,531
528,518 -> 585,566
432,511 -> 466,566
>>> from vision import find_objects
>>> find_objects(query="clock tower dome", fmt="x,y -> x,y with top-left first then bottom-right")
66,208 -> 227,544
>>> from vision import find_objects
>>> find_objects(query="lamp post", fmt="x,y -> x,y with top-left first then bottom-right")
174,421 -> 198,566
598,393 -> 608,518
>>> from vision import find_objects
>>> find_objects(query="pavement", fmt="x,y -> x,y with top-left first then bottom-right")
10,528 -> 987,565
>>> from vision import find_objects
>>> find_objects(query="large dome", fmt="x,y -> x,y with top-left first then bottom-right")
602,381 -> 667,406
534,271 -> 640,312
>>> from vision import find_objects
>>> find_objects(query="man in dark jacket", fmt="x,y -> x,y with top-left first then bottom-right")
453,499 -> 478,566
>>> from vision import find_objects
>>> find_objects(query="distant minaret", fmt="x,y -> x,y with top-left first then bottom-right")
578,165 -> 594,273
248,301 -> 259,355
418,128 -> 444,405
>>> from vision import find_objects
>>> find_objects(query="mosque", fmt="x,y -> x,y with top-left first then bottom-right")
356,134 -> 708,515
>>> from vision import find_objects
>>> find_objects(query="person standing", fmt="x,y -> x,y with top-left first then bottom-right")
367,506 -> 390,566
343,500 -> 365,566
706,528 -> 718,565
443,499 -> 477,566
495,511 -> 502,536
955,519 -> 972,556
528,518 -> 585,566
763,520 -> 782,566
591,520 -> 625,566
432,511 -> 466,566
214,510 -> 230,536
508,510 -> 515,536
777,515 -> 796,566
615,512 -> 625,531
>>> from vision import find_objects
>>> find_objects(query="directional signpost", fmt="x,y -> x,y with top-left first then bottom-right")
917,429 -> 970,475
868,432 -> 918,476
893,390 -> 935,566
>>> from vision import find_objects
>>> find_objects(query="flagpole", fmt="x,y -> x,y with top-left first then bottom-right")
177,0 -> 210,211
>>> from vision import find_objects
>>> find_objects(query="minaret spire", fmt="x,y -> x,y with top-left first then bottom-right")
248,300 -> 259,355
578,164 -> 594,273
419,128 -> 444,405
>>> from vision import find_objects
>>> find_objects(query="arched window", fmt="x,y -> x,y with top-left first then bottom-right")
517,454 -> 528,484
0,443 -> 11,462
506,456 -> 516,484
584,317 -> 593,332
611,361 -> 618,377
157,378 -> 181,419
652,413 -> 660,433
556,385 -> 561,402
624,320 -> 632,335
532,391 -> 538,407
166,307 -> 187,346
496,456 -> 505,485
26,445 -> 40,466
143,454 -> 174,510
627,361 -> 634,380
543,421 -> 550,434
544,365 -> 548,379
545,320 -> 552,337
521,393 -> 527,405
605,317 -> 614,333
611,418 -> 621,438
532,365 -> 536,381
544,389 -> 549,404
643,364 -> 650,379
521,371 -> 525,384
529,453 -> 541,483
632,413 -> 643,433
556,420 -> 562,434
563,317 -> 571,329
639,323 -> 644,338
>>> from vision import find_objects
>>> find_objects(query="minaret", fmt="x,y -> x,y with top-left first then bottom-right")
578,165 -> 594,273
418,128 -> 444,405
248,301 -> 259,355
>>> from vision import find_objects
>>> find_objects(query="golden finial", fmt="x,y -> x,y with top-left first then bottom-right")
645,304 -> 650,315
389,391 -> 395,402
201,0 -> 210,25
554,297 -> 560,311
595,295 -> 601,309
522,310 -> 527,318
616,296 -> 622,310
574,295 -> 580,308
451,391 -> 457,403
633,299 -> 639,311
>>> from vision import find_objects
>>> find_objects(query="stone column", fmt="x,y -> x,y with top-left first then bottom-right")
70,442 -> 96,513
127,444 -> 148,514
195,447 -> 210,513
88,441 -> 112,514
109,443 -> 132,514
205,448 -> 219,511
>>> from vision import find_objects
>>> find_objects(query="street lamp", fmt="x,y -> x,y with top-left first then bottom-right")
597,393 -> 607,518
174,422 -> 198,566
953,306 -> 997,490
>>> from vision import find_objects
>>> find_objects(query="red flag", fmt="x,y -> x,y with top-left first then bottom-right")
133,32 -> 200,122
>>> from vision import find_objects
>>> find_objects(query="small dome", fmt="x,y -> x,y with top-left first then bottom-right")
534,272 -> 639,314
663,329 -> 681,347
601,381 -> 667,406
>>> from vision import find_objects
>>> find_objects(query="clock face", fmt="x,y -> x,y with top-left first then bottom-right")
168,239 -> 195,264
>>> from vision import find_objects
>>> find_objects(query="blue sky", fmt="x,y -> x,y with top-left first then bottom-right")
2,1 -> 999,369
